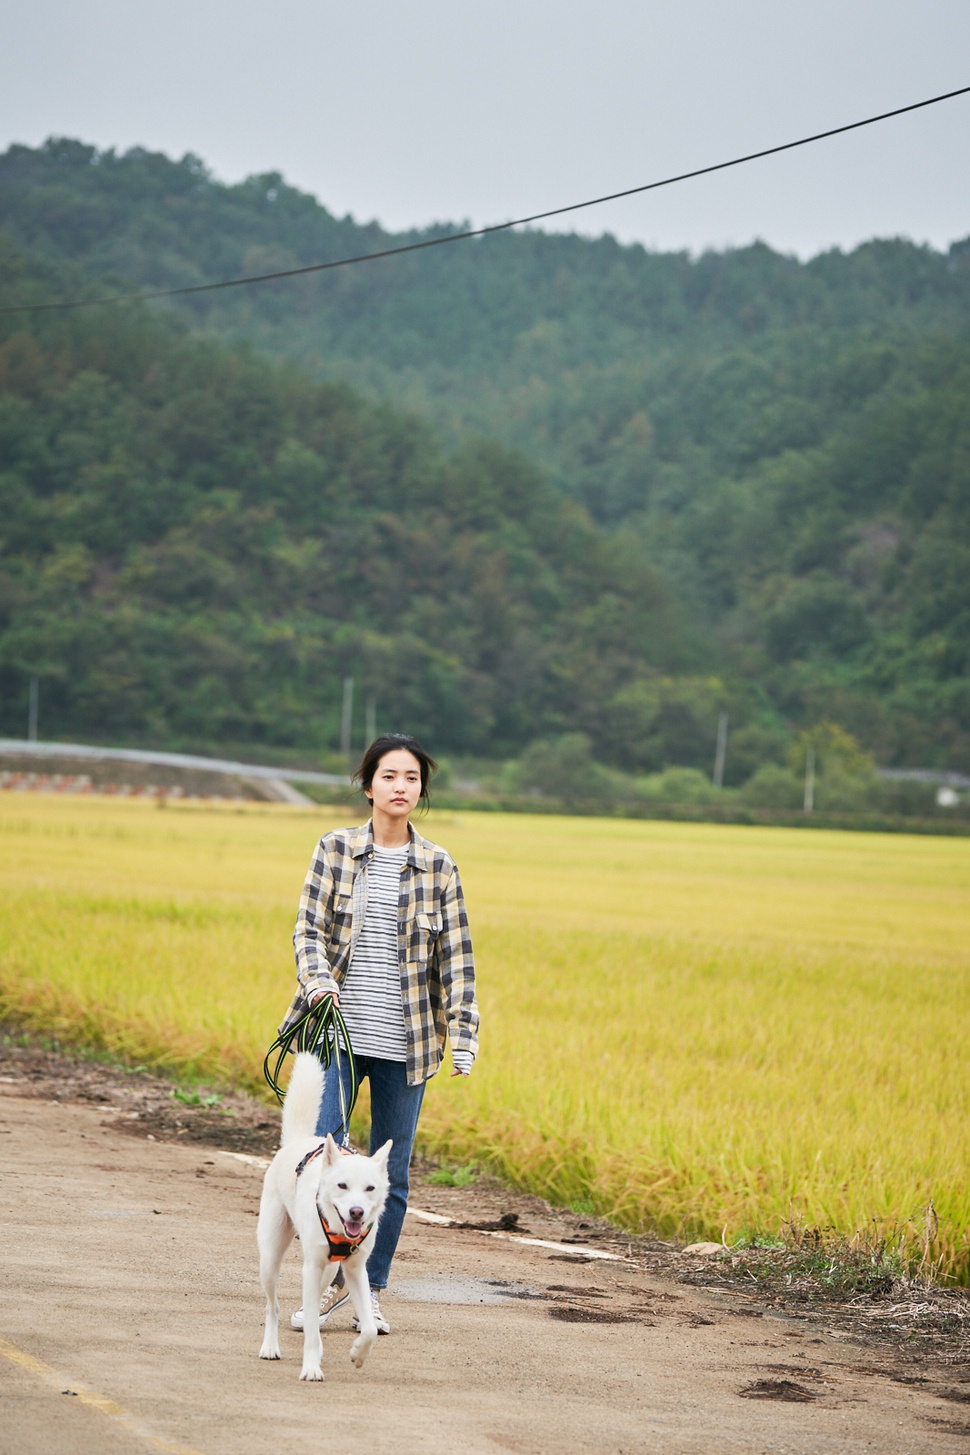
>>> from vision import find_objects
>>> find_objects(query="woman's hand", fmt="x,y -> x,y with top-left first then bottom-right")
308,988 -> 340,1008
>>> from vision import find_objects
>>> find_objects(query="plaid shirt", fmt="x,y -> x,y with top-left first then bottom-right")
281,820 -> 479,1085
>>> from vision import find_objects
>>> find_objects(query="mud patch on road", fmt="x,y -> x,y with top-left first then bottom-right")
740,1379 -> 818,1402
549,1305 -> 639,1325
107,1105 -> 280,1154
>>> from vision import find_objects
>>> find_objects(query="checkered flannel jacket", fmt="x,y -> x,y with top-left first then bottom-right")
280,820 -> 479,1086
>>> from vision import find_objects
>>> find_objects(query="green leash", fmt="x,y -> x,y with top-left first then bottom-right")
262,996 -> 359,1139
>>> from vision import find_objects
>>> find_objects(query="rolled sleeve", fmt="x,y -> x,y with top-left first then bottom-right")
436,864 -> 479,1062
293,843 -> 340,1003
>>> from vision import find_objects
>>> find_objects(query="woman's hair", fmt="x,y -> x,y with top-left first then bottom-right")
352,733 -> 438,809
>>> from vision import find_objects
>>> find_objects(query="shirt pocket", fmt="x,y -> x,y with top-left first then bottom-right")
328,892 -> 354,951
407,910 -> 442,963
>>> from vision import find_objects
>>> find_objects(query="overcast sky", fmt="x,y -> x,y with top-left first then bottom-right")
2,1 -> 969,260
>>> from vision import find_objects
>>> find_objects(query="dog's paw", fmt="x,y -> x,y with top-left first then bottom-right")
258,1342 -> 281,1361
299,1364 -> 325,1382
349,1334 -> 373,1369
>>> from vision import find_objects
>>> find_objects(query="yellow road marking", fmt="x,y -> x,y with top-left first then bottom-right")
0,1336 -> 206,1455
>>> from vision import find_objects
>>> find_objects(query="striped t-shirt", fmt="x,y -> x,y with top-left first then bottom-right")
338,844 -> 408,1061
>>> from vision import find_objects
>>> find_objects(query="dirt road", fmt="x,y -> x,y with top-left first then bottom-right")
1,1053 -> 966,1455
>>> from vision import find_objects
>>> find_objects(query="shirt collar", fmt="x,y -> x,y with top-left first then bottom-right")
350,821 -> 374,859
351,819 -> 431,870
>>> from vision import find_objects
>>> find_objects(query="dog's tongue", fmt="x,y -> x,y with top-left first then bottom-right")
344,1218 -> 363,1239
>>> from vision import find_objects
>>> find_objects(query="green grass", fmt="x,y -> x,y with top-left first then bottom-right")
169,1087 -> 224,1108
426,1162 -> 480,1188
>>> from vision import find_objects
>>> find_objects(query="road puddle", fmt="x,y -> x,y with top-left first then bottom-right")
393,1276 -> 543,1305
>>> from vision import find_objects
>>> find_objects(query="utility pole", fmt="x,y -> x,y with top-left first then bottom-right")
803,747 -> 815,813
713,711 -> 728,788
341,672 -> 356,756
27,677 -> 38,742
365,696 -> 376,746
340,677 -> 354,759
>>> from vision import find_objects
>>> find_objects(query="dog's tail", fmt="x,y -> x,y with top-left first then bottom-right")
281,1051 -> 325,1146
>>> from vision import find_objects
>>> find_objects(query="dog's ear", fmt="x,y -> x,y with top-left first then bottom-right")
322,1133 -> 341,1166
371,1139 -> 393,1168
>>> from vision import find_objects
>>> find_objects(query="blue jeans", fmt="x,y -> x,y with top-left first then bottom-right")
314,1051 -> 426,1290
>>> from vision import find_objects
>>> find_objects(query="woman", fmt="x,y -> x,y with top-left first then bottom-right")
280,733 -> 479,1336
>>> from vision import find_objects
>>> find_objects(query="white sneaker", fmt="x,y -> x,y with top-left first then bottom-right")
290,1281 -> 350,1331
353,1289 -> 390,1335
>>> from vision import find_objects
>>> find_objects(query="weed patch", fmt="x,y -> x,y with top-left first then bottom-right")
427,1161 -> 479,1188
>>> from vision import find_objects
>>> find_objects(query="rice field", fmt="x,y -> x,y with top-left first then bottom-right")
1,794 -> 968,1275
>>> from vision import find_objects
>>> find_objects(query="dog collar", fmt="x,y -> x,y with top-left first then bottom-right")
295,1140 -> 373,1261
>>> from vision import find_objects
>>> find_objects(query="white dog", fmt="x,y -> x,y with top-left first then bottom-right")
257,1051 -> 391,1381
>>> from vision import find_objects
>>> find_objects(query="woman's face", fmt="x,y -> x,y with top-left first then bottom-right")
367,749 -> 423,820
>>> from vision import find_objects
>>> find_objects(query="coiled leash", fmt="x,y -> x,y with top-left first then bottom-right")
262,996 -> 359,1142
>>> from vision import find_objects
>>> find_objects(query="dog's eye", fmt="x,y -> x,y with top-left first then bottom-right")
365,1185 -> 375,1192
337,1181 -> 348,1190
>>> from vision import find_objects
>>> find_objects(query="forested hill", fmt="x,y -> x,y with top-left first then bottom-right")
4,138 -> 970,517
0,278 -> 698,760
0,139 -> 969,771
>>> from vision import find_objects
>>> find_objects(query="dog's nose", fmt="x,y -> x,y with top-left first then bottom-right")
349,1206 -> 364,1221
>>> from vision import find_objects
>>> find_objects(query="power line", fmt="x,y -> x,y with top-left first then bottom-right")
2,83 -> 969,316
